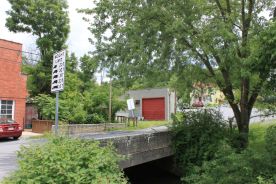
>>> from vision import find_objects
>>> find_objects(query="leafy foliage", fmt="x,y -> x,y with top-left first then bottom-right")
171,110 -> 229,174
34,82 -> 125,124
83,83 -> 125,123
2,136 -> 127,184
80,0 -> 276,146
265,124 -> 276,162
183,125 -> 276,184
6,0 -> 70,95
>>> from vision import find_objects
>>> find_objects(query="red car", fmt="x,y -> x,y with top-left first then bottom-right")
0,119 -> 23,139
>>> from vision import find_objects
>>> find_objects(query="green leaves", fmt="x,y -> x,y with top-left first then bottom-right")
2,136 -> 127,184
80,0 -> 276,141
6,0 -> 70,95
183,124 -> 276,184
171,110 -> 229,174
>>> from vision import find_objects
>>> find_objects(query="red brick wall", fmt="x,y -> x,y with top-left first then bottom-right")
0,39 -> 28,127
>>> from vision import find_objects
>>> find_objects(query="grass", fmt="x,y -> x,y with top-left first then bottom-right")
249,119 -> 276,152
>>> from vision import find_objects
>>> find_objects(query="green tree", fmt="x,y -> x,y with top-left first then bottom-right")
83,83 -> 125,123
6,0 -> 70,95
79,54 -> 99,91
67,53 -> 79,74
80,0 -> 276,147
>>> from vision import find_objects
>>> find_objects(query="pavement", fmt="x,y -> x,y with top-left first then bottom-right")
0,131 -> 42,181
183,106 -> 276,123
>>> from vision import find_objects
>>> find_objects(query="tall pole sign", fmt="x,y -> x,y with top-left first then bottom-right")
51,50 -> 66,134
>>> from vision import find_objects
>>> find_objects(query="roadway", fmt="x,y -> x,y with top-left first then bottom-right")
0,133 -> 42,181
0,138 -> 27,180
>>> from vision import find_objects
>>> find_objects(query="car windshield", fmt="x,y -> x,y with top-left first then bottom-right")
0,119 -> 15,124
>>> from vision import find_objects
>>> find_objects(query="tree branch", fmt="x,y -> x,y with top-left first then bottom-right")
225,0 -> 231,14
215,0 -> 226,20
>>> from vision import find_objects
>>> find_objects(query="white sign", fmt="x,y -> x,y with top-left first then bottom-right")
51,50 -> 66,93
127,99 -> 135,110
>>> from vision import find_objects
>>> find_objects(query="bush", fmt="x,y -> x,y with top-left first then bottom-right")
184,145 -> 276,184
265,124 -> 276,162
171,110 -> 229,173
86,113 -> 106,124
182,124 -> 276,184
2,136 -> 127,184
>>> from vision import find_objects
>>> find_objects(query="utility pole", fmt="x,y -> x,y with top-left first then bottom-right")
107,77 -> 112,129
109,78 -> 112,122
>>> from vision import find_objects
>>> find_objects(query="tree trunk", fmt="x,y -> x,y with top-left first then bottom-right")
238,109 -> 250,149
229,99 -> 251,149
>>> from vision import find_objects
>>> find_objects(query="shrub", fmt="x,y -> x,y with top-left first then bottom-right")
184,145 -> 276,184
171,110 -> 229,173
86,113 -> 106,124
265,124 -> 276,162
183,124 -> 276,184
2,136 -> 127,184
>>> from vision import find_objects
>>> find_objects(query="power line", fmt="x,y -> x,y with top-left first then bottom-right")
0,46 -> 40,56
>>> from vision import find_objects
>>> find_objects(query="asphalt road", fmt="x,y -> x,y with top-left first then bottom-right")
183,106 -> 275,123
0,137 -> 38,181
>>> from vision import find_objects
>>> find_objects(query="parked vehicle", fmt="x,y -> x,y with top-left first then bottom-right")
0,118 -> 22,139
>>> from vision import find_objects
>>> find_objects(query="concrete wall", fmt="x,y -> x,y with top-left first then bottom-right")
124,88 -> 176,120
77,126 -> 173,169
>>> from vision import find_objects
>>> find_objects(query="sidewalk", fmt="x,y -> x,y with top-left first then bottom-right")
22,129 -> 43,138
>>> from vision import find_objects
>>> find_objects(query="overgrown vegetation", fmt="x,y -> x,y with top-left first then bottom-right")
2,136 -> 127,184
34,83 -> 126,124
183,124 -> 276,184
171,110 -> 229,174
171,111 -> 276,184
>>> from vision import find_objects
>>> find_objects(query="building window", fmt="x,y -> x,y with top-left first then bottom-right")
0,100 -> 14,119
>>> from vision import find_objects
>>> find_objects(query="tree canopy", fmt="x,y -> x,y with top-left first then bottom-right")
80,0 -> 276,146
6,0 -> 70,95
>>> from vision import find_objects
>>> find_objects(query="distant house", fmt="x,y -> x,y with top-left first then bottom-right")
117,88 -> 176,121
190,82 -> 225,106
0,39 -> 28,128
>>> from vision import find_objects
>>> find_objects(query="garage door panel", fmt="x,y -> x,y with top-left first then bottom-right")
142,98 -> 165,120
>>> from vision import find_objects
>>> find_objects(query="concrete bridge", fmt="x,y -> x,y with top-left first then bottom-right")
75,126 -> 173,169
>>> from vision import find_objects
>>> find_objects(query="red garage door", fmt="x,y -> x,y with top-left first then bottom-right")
142,98 -> 165,120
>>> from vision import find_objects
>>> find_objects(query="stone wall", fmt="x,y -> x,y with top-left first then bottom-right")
53,123 -> 126,135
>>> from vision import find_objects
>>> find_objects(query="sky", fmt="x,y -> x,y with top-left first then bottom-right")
0,0 -> 94,58
0,0 -> 109,82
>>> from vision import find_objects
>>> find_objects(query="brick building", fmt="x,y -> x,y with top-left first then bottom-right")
0,39 -> 28,127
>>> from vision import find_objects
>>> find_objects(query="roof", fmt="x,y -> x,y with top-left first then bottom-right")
128,87 -> 172,92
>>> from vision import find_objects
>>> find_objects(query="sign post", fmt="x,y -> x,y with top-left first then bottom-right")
51,50 -> 66,134
127,98 -> 135,117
